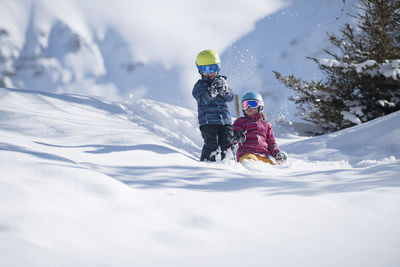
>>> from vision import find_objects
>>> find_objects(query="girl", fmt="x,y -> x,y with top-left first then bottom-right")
232,92 -> 287,164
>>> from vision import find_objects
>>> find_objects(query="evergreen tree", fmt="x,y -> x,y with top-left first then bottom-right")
274,0 -> 400,133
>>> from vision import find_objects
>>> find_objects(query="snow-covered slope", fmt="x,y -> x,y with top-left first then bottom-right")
0,0 -> 286,106
1,0 -> 360,125
1,87 -> 399,267
283,110 -> 400,164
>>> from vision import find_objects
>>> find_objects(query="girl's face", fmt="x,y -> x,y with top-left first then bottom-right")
245,106 -> 258,116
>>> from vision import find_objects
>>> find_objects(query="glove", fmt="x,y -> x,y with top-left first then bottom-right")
274,151 -> 288,162
210,76 -> 229,96
208,85 -> 218,98
233,130 -> 247,144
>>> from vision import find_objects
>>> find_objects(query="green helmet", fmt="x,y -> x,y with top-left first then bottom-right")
196,50 -> 221,66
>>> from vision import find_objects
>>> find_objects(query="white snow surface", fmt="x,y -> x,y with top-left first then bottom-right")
1,87 -> 399,267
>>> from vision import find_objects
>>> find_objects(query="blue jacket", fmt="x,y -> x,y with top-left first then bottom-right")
192,75 -> 234,126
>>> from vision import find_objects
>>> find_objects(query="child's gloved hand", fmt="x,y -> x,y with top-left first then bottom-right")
208,86 -> 219,97
211,76 -> 229,95
233,130 -> 247,144
274,151 -> 288,162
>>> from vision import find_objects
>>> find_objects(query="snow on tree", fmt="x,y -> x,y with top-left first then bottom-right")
274,0 -> 400,133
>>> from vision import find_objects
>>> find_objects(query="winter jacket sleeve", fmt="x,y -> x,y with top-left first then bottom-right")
192,78 -> 234,105
265,123 -> 280,156
220,87 -> 234,102
192,80 -> 214,105
232,117 -> 245,132
192,77 -> 234,126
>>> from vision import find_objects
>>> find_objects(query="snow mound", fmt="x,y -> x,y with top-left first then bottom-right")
123,99 -> 202,156
283,110 -> 400,164
0,87 -> 202,157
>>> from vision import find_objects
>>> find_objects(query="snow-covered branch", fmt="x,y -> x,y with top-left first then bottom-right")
319,59 -> 400,79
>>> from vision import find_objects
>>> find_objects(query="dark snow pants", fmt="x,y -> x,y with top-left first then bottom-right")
199,124 -> 234,161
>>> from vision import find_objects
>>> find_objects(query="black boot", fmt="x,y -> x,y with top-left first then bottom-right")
200,147 -> 216,161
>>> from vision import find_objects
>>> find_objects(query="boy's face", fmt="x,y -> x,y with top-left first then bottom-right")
202,72 -> 217,80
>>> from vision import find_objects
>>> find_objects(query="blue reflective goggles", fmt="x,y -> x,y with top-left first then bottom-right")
242,100 -> 263,110
197,64 -> 220,74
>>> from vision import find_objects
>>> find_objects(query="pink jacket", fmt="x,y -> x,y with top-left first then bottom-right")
232,113 -> 280,160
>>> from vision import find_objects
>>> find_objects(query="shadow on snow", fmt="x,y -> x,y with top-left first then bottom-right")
35,141 -> 184,155
91,163 -> 400,196
0,142 -> 76,164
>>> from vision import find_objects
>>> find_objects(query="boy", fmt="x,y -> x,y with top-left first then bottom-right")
192,50 -> 234,161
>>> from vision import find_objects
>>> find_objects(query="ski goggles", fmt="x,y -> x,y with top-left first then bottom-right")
242,100 -> 263,110
197,64 -> 220,74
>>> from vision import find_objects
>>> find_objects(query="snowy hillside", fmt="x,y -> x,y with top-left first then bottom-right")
0,0 -> 286,106
1,0 -> 361,125
222,0 -> 359,122
1,87 -> 399,267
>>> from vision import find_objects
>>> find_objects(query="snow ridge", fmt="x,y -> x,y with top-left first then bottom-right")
1,87 -> 400,267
